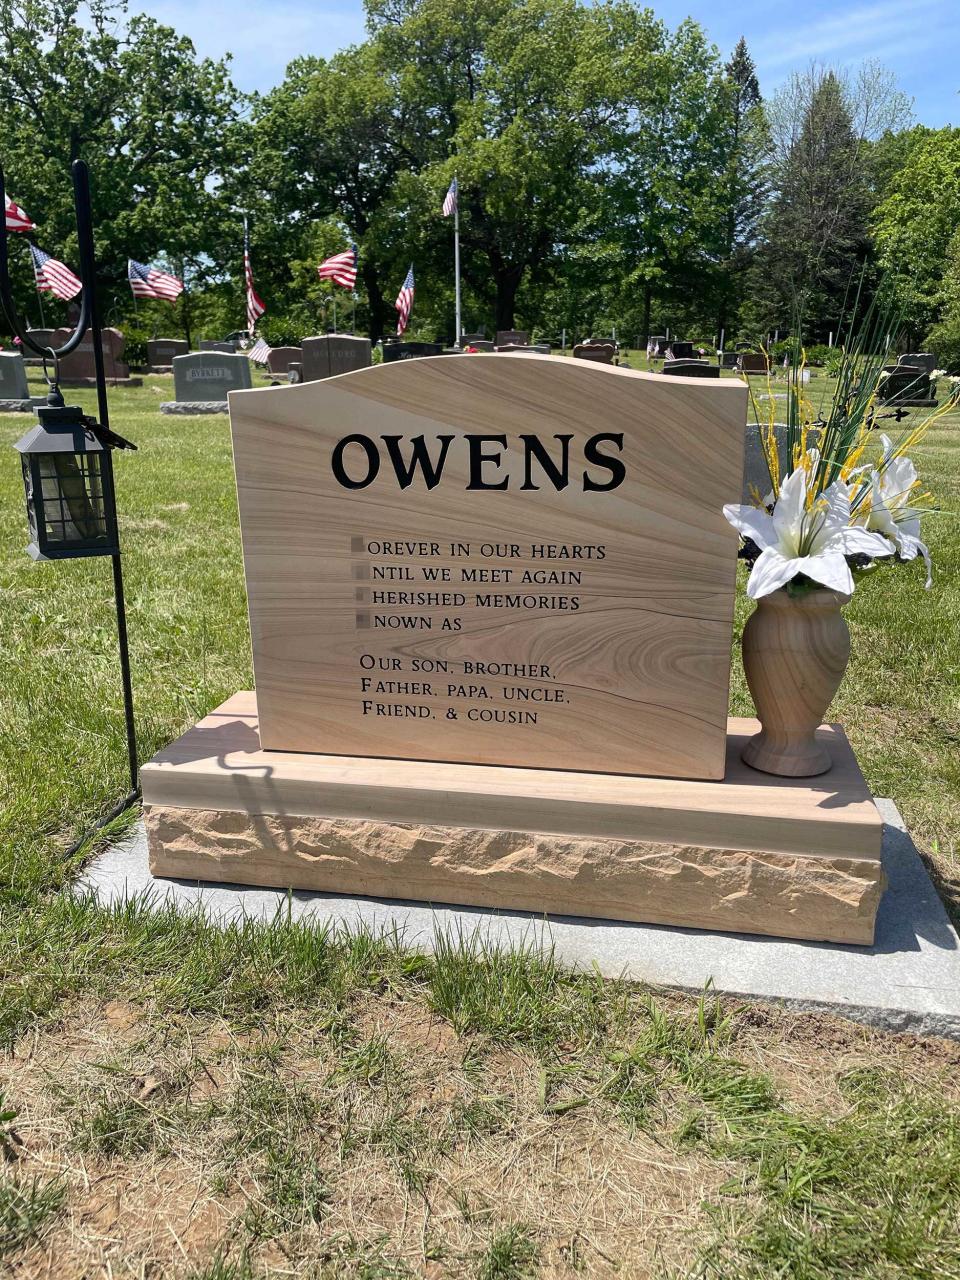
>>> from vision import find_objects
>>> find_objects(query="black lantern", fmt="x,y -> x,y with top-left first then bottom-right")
14,397 -> 122,560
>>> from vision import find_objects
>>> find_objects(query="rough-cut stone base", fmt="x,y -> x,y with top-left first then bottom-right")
0,399 -> 31,412
146,806 -> 885,944
60,376 -> 143,388
160,401 -> 228,414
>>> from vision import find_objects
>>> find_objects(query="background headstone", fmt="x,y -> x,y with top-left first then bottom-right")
200,340 -> 238,354
288,363 -> 303,384
878,366 -> 935,406
0,351 -> 31,410
720,351 -> 740,369
381,341 -> 443,363
462,339 -> 494,352
661,359 -> 720,379
897,352 -> 936,374
742,423 -> 788,502
573,343 -> 615,364
266,346 -> 302,376
161,351 -> 252,413
52,327 -> 135,383
301,335 -> 373,381
738,353 -> 769,375
495,329 -> 529,347
147,338 -> 189,369
22,328 -> 55,362
461,332 -> 487,344
667,341 -> 696,360
646,336 -> 668,358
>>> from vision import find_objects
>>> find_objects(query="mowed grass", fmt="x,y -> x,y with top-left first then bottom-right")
0,359 -> 959,1276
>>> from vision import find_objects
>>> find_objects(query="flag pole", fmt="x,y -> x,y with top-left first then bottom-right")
453,173 -> 462,348
243,215 -> 249,333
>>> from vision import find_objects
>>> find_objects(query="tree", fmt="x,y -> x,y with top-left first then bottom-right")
873,129 -> 960,340
714,37 -> 766,341
0,0 -> 242,338
745,70 -> 873,338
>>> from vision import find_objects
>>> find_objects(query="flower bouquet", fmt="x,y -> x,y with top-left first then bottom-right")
723,315 -> 955,777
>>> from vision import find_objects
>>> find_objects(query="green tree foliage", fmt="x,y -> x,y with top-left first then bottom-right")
0,0 -> 241,339
873,128 -> 960,340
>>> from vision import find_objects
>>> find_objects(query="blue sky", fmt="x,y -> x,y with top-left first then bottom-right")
142,0 -> 958,126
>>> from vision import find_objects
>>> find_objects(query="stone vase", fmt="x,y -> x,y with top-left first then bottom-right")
741,587 -> 851,777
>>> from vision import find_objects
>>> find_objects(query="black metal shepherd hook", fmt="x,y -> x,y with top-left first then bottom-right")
1,157 -> 140,827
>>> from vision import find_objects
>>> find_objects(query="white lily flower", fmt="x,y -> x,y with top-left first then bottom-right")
724,458 -> 895,599
865,435 -> 933,587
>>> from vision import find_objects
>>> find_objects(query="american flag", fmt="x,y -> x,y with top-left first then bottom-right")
244,221 -> 266,333
5,194 -> 34,232
442,177 -> 458,217
128,258 -> 183,303
395,264 -> 415,336
247,336 -> 271,364
317,245 -> 357,289
30,244 -> 82,301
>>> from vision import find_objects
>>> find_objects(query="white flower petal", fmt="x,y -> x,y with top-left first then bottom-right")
839,526 -> 896,558
794,552 -> 854,595
772,467 -> 809,550
746,547 -> 800,598
723,503 -> 776,550
896,532 -> 933,587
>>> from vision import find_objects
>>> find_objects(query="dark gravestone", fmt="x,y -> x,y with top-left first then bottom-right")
667,341 -> 696,360
266,346 -> 302,376
52,327 -> 139,384
288,363 -> 303,384
161,351 -> 252,414
646,336 -> 669,358
495,329 -> 528,347
22,328 -> 55,362
739,353 -> 769,375
147,338 -> 189,370
0,351 -> 31,410
897,352 -> 936,375
200,340 -> 238,354
660,359 -> 720,379
877,366 -> 935,407
720,351 -> 740,369
742,423 -> 789,503
462,339 -> 495,351
461,332 -> 487,344
573,343 -> 616,364
381,341 -> 443,363
301,335 -> 373,381
496,343 -> 550,354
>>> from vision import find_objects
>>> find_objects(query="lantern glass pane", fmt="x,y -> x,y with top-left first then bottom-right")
35,451 -> 113,552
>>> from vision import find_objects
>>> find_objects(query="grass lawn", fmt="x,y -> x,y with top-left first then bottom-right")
1,358 -> 959,1277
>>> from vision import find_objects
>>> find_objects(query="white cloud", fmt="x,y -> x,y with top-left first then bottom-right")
748,0 -> 947,72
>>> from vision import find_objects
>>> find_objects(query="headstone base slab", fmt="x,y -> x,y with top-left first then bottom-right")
142,691 -> 885,945
0,399 -> 32,413
160,401 -> 228,414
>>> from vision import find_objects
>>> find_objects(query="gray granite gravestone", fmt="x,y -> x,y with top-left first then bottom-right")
661,359 -> 720,378
897,352 -> 937,375
161,351 -> 252,414
22,329 -> 55,363
147,338 -> 189,370
301,335 -> 372,381
52,327 -> 139,384
266,346 -> 302,376
573,343 -> 616,364
381,340 -> 443,363
199,340 -> 238,354
0,351 -> 31,411
742,423 -> 788,503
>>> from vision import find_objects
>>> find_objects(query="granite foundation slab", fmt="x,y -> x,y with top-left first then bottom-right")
140,692 -> 886,945
79,799 -> 960,1039
0,399 -> 31,412
160,401 -> 228,414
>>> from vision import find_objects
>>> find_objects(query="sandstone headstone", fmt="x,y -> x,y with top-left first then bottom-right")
0,351 -> 30,410
301,335 -> 373,381
161,351 -> 252,414
495,330 -> 528,347
266,346 -> 302,376
52,327 -> 135,383
227,354 -> 748,779
381,341 -> 443,362
147,338 -> 189,370
200,340 -> 237,354
661,359 -> 720,379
